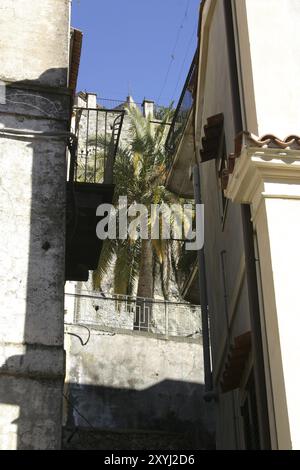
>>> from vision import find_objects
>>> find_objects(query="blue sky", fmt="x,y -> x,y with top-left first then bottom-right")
71,0 -> 200,107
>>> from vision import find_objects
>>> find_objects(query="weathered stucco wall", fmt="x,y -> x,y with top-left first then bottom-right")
195,0 -> 251,449
0,0 -> 70,450
64,326 -> 215,449
0,0 -> 70,86
195,0 -> 300,450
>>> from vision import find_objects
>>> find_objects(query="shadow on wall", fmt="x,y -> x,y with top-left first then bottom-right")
0,69 -> 214,450
64,379 -> 215,450
0,69 -> 69,449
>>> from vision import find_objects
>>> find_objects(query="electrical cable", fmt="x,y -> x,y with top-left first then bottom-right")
65,290 -> 195,306
64,323 -> 91,346
66,136 -> 79,249
157,0 -> 191,104
63,393 -> 100,446
171,23 -> 197,102
64,322 -> 116,340
0,126 -> 79,266
63,394 -> 97,430
0,126 -> 76,140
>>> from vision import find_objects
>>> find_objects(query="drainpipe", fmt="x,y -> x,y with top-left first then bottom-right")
224,0 -> 271,449
192,36 -> 214,399
193,165 -> 214,399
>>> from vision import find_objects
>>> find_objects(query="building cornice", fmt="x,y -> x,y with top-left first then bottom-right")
225,133 -> 300,207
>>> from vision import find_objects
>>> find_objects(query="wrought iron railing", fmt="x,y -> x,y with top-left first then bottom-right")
65,291 -> 202,339
68,107 -> 125,185
165,52 -> 197,162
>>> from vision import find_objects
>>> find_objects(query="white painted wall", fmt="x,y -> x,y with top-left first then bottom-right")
238,0 -> 300,137
226,146 -> 300,449
260,188 -> 300,449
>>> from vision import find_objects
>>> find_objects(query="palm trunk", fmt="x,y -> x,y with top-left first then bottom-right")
161,249 -> 170,301
135,239 -> 153,330
137,238 -> 153,298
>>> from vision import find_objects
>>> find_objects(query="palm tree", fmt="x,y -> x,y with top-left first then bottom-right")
92,104 -> 187,301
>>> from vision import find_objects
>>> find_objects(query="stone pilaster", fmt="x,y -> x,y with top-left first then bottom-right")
0,0 -> 71,449
226,138 -> 300,449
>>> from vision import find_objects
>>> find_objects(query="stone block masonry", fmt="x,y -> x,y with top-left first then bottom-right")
0,0 -> 71,449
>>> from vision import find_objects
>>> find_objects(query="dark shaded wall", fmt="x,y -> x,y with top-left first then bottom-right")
64,326 -> 215,449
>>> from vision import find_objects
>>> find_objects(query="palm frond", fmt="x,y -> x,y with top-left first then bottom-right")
94,101 -> 188,299
113,240 -> 140,295
93,238 -> 117,290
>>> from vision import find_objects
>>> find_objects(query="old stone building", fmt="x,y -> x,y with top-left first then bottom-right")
2,0 -> 299,452
0,0 -> 213,450
0,0 -> 80,449
63,93 -> 214,449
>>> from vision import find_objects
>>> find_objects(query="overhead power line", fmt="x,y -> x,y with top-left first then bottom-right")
171,22 -> 197,102
157,0 -> 191,104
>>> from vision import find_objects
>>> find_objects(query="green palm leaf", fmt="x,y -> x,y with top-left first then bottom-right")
91,102 -> 189,299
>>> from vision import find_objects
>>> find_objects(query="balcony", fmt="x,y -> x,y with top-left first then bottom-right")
65,290 -> 202,340
165,53 -> 197,198
65,105 -> 124,281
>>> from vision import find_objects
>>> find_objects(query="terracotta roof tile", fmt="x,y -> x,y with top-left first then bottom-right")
236,131 -> 300,154
221,132 -> 300,190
